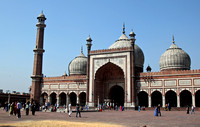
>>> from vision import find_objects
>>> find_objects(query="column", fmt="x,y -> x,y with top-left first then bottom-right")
77,95 -> 79,104
148,95 -> 151,107
66,94 -> 69,106
162,95 -> 165,108
192,94 -> 195,107
177,95 -> 180,107
57,95 -> 60,106
48,95 -> 50,103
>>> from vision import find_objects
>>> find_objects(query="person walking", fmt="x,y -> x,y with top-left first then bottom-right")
16,101 -> 22,118
186,105 -> 190,114
154,106 -> 158,116
191,105 -> 195,114
68,103 -> 72,117
76,104 -> 81,118
157,104 -> 161,116
120,105 -> 122,111
9,102 -> 14,116
25,102 -> 30,115
138,106 -> 141,112
13,102 -> 17,116
31,103 -> 36,115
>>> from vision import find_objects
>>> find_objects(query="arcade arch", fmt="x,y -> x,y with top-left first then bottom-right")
50,92 -> 57,105
195,90 -> 200,107
69,92 -> 77,106
59,92 -> 66,106
41,92 -> 48,105
79,92 -> 86,106
180,90 -> 192,107
138,91 -> 148,107
94,62 -> 125,106
165,90 -> 177,107
151,91 -> 162,107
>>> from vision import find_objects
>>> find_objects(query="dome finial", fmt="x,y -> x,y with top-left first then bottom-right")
172,35 -> 175,44
81,46 -> 83,53
123,23 -> 125,34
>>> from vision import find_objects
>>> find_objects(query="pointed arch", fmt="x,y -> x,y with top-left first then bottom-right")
180,90 -> 192,107
138,91 -> 148,107
195,90 -> 200,107
94,62 -> 125,106
165,90 -> 177,107
151,91 -> 162,107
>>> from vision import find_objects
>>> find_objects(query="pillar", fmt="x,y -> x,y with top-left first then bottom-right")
192,94 -> 195,107
148,95 -> 151,107
77,95 -> 79,104
177,95 -> 180,107
48,95 -> 50,103
162,95 -> 165,108
57,95 -> 60,106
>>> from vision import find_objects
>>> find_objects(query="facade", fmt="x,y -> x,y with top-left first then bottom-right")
31,12 -> 200,108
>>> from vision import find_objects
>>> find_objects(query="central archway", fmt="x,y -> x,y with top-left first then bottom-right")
94,62 -> 125,106
109,85 -> 124,106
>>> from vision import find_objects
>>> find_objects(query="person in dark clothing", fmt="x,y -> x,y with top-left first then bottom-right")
186,105 -> 190,114
157,104 -> 161,116
31,103 -> 36,115
76,104 -> 81,118
25,102 -> 30,115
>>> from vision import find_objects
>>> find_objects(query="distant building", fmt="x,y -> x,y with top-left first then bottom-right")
31,12 -> 200,108
0,92 -> 30,107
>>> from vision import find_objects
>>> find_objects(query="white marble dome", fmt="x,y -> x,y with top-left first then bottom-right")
68,51 -> 87,75
108,33 -> 144,68
159,42 -> 191,71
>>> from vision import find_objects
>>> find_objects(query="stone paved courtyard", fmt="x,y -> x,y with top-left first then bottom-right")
0,108 -> 200,127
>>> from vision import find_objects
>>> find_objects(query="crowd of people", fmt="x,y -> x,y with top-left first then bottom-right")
3,101 -> 197,119
154,103 -> 196,117
3,101 -> 37,118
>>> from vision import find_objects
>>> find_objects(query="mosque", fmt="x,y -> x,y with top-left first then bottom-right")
30,12 -> 200,108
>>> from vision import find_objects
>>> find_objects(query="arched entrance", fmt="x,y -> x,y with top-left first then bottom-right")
69,92 -> 77,106
180,90 -> 192,107
109,85 -> 124,106
50,92 -> 57,105
165,90 -> 177,107
138,91 -> 148,107
195,90 -> 200,107
79,92 -> 86,106
151,91 -> 162,107
41,92 -> 48,105
59,92 -> 66,106
94,62 -> 125,106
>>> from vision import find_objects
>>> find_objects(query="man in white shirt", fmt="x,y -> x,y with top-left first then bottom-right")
17,101 -> 22,118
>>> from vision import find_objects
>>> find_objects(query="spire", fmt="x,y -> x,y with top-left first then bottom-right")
172,35 -> 175,44
123,23 -> 125,34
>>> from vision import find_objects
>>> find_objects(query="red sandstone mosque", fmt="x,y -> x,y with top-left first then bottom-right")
30,12 -> 200,108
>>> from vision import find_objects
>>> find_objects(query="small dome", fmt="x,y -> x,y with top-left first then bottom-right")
68,52 -> 87,75
159,42 -> 191,71
146,65 -> 152,72
37,11 -> 46,18
108,33 -> 144,68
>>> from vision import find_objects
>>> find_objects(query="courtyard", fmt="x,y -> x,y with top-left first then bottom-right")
0,108 -> 200,127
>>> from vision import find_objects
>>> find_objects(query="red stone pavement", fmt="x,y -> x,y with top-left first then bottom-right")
0,108 -> 200,127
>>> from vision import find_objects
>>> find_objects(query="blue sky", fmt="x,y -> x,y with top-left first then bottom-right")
0,0 -> 200,93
